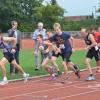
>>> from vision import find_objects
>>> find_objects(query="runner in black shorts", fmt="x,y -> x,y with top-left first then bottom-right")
0,35 -> 29,85
50,23 -> 80,79
80,28 -> 100,81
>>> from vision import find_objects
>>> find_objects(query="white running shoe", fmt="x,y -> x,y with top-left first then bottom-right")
0,80 -> 8,85
23,73 -> 29,82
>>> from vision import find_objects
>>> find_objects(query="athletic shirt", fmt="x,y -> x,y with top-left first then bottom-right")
84,33 -> 92,45
0,36 -> 10,53
84,33 -> 99,51
50,32 -> 72,53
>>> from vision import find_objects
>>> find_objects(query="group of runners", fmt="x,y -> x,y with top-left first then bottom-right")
0,22 -> 100,85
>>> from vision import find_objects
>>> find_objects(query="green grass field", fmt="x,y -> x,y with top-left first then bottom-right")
0,49 -> 96,80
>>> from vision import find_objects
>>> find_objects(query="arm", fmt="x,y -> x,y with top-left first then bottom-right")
32,30 -> 37,40
88,34 -> 97,48
69,36 -> 74,48
3,37 -> 17,48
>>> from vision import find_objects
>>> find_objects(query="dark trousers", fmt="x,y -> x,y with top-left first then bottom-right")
10,50 -> 19,74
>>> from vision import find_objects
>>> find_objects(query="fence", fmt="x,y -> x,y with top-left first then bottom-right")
3,31 -> 81,39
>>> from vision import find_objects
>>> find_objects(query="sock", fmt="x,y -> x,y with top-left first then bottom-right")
23,73 -> 27,77
3,77 -> 7,81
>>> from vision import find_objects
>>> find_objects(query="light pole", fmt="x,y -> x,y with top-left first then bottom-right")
93,6 -> 96,25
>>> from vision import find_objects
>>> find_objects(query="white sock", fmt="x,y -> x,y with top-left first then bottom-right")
3,77 -> 7,81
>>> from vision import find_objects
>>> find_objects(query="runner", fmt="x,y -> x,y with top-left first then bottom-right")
50,23 -> 80,80
0,34 -> 29,85
80,28 -> 100,81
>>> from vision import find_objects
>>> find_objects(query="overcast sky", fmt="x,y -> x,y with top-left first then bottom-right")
45,0 -> 99,16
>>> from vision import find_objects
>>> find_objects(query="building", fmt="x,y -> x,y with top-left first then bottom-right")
64,15 -> 92,21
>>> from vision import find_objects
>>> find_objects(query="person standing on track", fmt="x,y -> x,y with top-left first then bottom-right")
80,28 -> 100,81
0,33 -> 29,85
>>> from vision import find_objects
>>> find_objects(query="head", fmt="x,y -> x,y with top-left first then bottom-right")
37,34 -> 43,42
80,28 -> 89,37
53,23 -> 62,35
90,27 -> 97,34
46,31 -> 53,38
11,20 -> 18,29
37,22 -> 43,30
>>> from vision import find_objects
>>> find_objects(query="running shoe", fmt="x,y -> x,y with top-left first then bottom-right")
85,76 -> 95,81
0,80 -> 8,85
49,74 -> 56,80
23,73 -> 29,82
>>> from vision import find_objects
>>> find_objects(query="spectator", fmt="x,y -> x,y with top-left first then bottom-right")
7,20 -> 22,75
32,22 -> 48,70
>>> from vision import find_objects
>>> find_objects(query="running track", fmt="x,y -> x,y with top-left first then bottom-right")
0,69 -> 100,100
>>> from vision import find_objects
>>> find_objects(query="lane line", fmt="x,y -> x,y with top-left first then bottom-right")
52,89 -> 100,100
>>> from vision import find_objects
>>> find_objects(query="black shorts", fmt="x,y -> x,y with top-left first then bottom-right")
52,51 -> 72,63
3,52 -> 14,63
86,48 -> 100,61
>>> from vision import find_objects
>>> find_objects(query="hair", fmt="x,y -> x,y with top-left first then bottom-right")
38,22 -> 43,27
53,23 -> 61,29
11,20 -> 17,25
37,34 -> 43,39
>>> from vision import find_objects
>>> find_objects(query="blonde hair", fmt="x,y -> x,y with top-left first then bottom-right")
53,23 -> 61,29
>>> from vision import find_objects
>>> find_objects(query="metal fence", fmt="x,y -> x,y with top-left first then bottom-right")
3,31 -> 81,39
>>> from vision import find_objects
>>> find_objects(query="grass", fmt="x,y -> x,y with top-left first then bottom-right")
0,49 -> 96,80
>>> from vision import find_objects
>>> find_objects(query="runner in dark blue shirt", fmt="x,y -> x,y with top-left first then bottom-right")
50,23 -> 80,79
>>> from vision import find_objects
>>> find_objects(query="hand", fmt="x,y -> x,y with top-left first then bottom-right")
57,48 -> 61,53
11,48 -> 16,53
33,51 -> 39,56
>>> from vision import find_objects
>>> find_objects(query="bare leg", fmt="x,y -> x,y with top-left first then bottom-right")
85,58 -> 93,75
42,58 -> 53,74
11,59 -> 25,74
96,60 -> 100,72
51,56 -> 60,72
62,61 -> 68,75
0,57 -> 8,77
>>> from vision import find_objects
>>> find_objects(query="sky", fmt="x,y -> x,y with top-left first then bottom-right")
45,0 -> 100,16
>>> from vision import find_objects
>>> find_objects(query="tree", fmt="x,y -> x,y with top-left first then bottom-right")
33,4 -> 64,29
0,0 -> 44,32
51,0 -> 57,5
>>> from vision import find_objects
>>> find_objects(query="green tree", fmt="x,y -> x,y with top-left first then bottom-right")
0,0 -> 44,32
33,4 -> 64,29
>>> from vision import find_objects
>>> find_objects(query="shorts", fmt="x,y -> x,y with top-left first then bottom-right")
3,52 -> 14,63
52,51 -> 72,63
86,48 -> 100,61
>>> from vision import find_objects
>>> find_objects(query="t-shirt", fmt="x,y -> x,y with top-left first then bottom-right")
0,36 -> 10,53
50,32 -> 72,53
